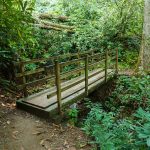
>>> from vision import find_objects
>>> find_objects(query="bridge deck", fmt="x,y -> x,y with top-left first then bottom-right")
16,69 -> 114,117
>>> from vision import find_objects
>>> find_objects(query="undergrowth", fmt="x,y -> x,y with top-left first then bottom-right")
83,75 -> 150,150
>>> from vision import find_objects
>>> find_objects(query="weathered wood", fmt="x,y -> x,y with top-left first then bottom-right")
14,50 -> 95,65
17,75 -> 55,89
60,58 -> 84,67
105,50 -> 108,82
85,55 -> 89,96
39,13 -> 69,22
23,69 -> 111,108
35,24 -> 74,33
47,68 -> 104,99
55,60 -> 62,114
41,20 -> 74,30
16,68 -> 45,78
15,48 -> 117,117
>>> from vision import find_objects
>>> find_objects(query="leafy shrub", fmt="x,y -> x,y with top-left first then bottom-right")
105,75 -> 150,111
83,104 -> 136,150
134,108 -> 150,148
66,108 -> 79,126
83,75 -> 150,149
83,104 -> 150,150
0,0 -> 35,79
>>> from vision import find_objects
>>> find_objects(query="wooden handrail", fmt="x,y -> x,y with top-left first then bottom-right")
60,58 -> 84,67
14,48 -> 118,104
47,68 -> 104,99
16,68 -> 45,78
17,75 -> 55,89
14,49 -> 96,65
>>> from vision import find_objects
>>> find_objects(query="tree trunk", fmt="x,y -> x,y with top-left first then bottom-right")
143,0 -> 150,71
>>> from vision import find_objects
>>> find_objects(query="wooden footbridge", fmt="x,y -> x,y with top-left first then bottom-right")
15,49 -> 118,117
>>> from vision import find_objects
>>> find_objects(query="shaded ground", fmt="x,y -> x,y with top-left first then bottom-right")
0,89 -> 94,150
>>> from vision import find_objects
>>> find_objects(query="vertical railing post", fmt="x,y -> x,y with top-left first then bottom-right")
85,54 -> 89,97
54,60 -> 62,115
105,50 -> 108,82
115,49 -> 118,75
21,63 -> 27,97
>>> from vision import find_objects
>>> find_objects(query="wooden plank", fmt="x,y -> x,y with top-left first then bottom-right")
14,49 -> 96,65
60,58 -> 84,67
16,68 -> 45,78
23,70 -> 110,108
17,72 -> 115,116
47,68 -> 104,99
17,75 -> 55,89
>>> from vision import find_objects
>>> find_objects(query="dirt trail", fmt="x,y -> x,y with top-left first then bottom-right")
0,88 -> 94,150
0,109 -> 93,150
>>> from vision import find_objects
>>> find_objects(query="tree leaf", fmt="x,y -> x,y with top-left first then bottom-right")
146,138 -> 150,147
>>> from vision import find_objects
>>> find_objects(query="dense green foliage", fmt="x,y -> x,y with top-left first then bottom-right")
105,75 -> 150,111
0,0 -> 35,78
83,75 -> 150,149
0,0 -> 144,79
43,0 -> 143,66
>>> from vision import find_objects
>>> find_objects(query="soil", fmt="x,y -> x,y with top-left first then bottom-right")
0,89 -> 95,150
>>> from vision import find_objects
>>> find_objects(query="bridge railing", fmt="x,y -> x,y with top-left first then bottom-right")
14,49 -> 96,96
14,49 -> 118,114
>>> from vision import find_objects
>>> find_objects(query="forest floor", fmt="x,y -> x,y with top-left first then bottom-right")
0,88 -> 94,150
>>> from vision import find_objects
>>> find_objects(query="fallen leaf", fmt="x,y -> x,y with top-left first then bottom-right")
40,139 -> 45,145
43,141 -> 50,149
32,131 -> 44,135
60,126 -> 65,132
11,103 -> 16,108
79,143 -> 87,148
52,123 -> 60,128
0,95 -> 5,98
7,103 -> 10,106
7,121 -> 10,125
63,140 -> 69,148
12,131 -> 19,135
1,103 -> 6,107
12,134 -> 18,140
